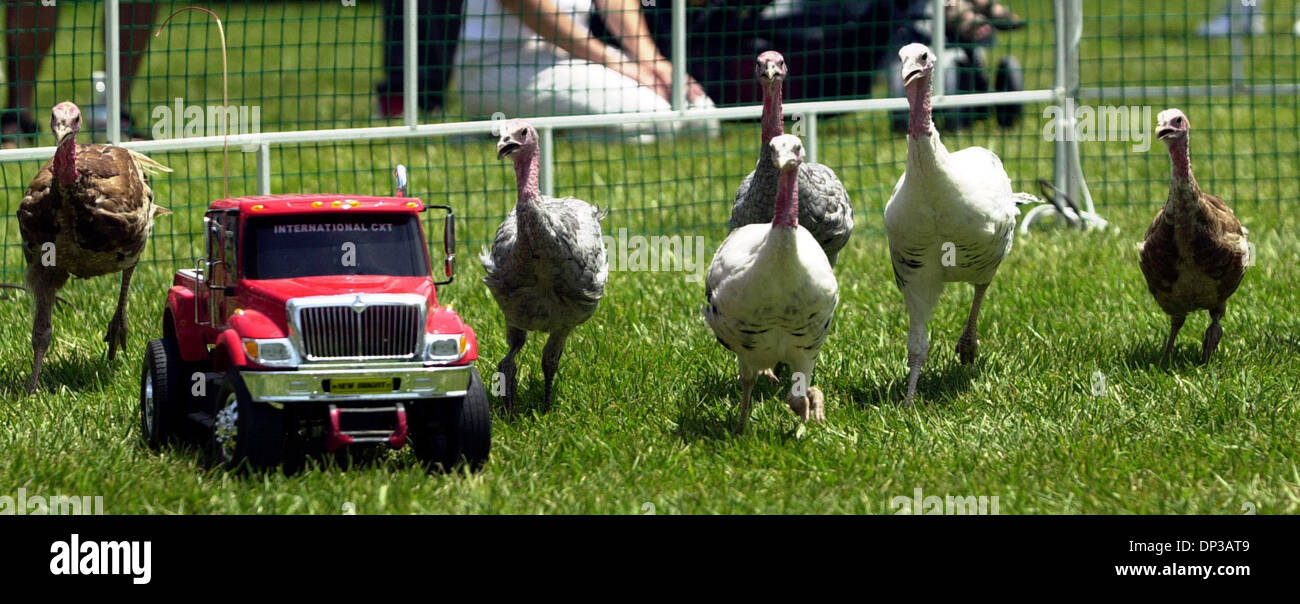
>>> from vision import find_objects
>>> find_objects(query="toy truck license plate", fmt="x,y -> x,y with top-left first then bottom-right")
326,378 -> 397,394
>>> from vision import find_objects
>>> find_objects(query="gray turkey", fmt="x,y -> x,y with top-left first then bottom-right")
17,101 -> 172,393
730,51 -> 854,266
480,119 -> 608,411
1138,108 -> 1249,363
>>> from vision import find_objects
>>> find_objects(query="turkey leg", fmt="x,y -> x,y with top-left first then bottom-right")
540,328 -> 571,411
105,265 -> 134,360
497,326 -> 527,411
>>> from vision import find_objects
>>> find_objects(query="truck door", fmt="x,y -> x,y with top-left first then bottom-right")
206,210 -> 238,327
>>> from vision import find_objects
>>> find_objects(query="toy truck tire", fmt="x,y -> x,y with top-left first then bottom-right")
211,370 -> 285,471
140,338 -> 184,450
412,367 -> 491,472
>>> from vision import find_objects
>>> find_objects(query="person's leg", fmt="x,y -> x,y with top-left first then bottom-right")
4,0 -> 58,141
119,1 -> 157,104
1199,0 -> 1265,37
528,56 -> 675,140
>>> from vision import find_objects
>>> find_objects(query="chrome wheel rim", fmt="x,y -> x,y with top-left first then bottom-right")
214,392 -> 239,463
142,372 -> 156,438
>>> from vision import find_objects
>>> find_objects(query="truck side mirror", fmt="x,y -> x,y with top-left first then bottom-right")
426,204 -> 456,285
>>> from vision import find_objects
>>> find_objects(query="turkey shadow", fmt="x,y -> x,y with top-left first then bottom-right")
846,361 -> 976,409
677,370 -> 799,443
0,352 -> 122,398
489,378 -> 553,420
1122,342 -> 1199,371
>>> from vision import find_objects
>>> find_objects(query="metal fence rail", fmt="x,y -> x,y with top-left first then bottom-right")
1,0 -> 1296,281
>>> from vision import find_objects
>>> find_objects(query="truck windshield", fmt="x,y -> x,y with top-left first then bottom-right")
243,214 -> 429,279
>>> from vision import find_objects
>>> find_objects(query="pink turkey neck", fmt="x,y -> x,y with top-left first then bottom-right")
761,79 -> 784,144
1167,137 -> 1195,186
906,75 -> 934,139
53,134 -> 78,185
772,166 -> 799,229
512,146 -> 541,204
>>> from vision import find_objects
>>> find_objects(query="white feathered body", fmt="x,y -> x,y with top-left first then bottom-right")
704,224 -> 838,374
884,136 -> 1021,290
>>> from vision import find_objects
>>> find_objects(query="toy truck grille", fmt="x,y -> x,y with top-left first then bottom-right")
296,303 -> 423,361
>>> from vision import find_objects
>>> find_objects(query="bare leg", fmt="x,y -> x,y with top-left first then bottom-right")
734,365 -> 758,434
1163,313 -> 1186,362
118,1 -> 157,103
4,2 -> 57,113
540,328 -> 571,411
956,283 -> 988,365
496,326 -> 527,411
1202,306 -> 1225,364
105,266 -> 134,360
27,267 -> 69,394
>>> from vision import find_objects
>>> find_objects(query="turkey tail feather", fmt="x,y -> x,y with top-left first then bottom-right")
1011,192 -> 1042,206
127,149 -> 173,175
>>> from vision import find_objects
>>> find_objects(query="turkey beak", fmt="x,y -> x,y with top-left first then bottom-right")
52,123 -> 74,145
497,137 -> 520,160
763,62 -> 780,81
1155,123 -> 1179,141
902,60 -> 924,87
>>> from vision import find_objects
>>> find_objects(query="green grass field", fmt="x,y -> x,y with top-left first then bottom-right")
0,1 -> 1298,514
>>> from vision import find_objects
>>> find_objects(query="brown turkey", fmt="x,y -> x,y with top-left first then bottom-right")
1138,108 -> 1249,364
17,101 -> 172,393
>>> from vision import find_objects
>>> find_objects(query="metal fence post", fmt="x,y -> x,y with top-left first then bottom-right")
1053,0 -> 1072,205
105,0 -> 122,144
671,0 -> 686,111
540,126 -> 554,197
931,0 -> 946,98
404,0 -> 418,128
257,143 -> 272,195
804,112 -> 818,164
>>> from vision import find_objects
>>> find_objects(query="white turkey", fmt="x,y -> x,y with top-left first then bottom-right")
17,101 -> 171,394
705,134 -> 839,433
1138,108 -> 1249,363
480,119 -> 608,411
730,50 -> 854,266
884,44 -> 1035,404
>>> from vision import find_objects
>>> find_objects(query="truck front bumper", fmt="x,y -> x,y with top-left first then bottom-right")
240,363 -> 472,403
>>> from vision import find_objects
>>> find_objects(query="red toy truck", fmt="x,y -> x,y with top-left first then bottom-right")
139,167 -> 489,471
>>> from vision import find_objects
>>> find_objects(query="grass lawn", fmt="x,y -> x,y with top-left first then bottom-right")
0,1 -> 1297,513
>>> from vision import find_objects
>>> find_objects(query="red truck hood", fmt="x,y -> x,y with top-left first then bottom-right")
239,275 -> 435,307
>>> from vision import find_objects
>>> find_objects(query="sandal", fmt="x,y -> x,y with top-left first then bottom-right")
1,109 -> 40,149
945,2 -> 995,45
969,0 -> 1026,31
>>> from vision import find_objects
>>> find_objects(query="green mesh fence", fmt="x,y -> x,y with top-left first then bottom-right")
0,0 -> 1294,285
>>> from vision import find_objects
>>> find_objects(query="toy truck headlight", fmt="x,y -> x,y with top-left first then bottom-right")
424,333 -> 466,362
242,337 -> 300,367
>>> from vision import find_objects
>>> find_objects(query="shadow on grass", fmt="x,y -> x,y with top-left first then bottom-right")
676,369 -> 807,444
847,359 -> 976,409
0,350 -> 124,398
1122,341 -> 1201,371
488,376 -> 554,420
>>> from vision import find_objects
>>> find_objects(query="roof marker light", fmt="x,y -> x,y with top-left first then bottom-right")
312,201 -> 323,208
